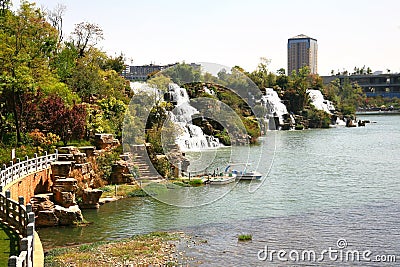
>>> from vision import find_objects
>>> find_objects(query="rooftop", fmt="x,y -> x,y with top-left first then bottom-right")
289,34 -> 316,40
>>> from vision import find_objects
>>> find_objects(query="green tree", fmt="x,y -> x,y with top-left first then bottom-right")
163,63 -> 201,85
283,66 -> 311,113
0,1 -> 58,144
71,21 -> 104,58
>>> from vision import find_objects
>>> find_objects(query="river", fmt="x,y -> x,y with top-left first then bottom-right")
38,115 -> 400,266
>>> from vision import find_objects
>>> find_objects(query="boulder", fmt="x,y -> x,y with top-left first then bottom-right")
110,161 -> 135,184
53,178 -> 78,192
54,205 -> 83,225
53,189 -> 76,208
51,161 -> 73,178
73,153 -> 87,164
80,189 -> 103,209
57,154 -> 75,161
58,146 -> 80,155
36,210 -> 59,227
94,133 -> 115,150
78,146 -> 96,158
30,194 -> 55,214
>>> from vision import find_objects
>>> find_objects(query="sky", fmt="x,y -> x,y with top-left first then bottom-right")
12,0 -> 400,75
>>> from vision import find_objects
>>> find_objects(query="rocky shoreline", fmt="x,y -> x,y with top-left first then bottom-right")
44,231 -> 195,266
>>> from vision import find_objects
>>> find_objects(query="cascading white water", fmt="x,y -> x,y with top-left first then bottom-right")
307,89 -> 335,114
261,88 -> 294,129
307,89 -> 346,126
167,84 -> 221,151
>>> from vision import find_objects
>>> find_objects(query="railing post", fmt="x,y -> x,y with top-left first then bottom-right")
9,161 -> 13,181
21,237 -> 29,267
8,255 -> 17,267
45,151 -> 48,168
25,156 -> 29,176
21,237 -> 28,251
34,153 -> 38,172
27,223 -> 34,237
18,196 -> 25,231
28,212 -> 35,224
26,203 -> 32,213
17,158 -> 21,178
5,190 -> 10,224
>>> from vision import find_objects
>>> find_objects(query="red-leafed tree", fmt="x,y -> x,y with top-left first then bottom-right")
39,95 -> 86,145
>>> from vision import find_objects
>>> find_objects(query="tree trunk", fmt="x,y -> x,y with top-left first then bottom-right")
11,91 -> 22,145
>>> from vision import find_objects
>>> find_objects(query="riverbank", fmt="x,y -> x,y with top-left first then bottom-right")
44,231 -> 193,266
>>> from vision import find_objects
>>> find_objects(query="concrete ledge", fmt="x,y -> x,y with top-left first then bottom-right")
33,231 -> 44,267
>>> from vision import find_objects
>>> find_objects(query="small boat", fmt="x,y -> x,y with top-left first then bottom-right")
234,170 -> 263,180
225,164 -> 263,181
208,174 -> 236,185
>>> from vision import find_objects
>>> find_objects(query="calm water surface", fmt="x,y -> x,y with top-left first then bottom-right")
38,115 -> 400,265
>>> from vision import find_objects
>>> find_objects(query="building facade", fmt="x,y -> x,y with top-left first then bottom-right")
121,63 -> 177,81
322,73 -> 400,98
122,63 -> 201,81
288,34 -> 318,74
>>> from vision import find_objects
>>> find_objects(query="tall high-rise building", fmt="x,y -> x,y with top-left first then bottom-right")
287,34 -> 318,74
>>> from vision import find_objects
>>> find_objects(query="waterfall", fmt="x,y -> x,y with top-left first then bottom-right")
167,84 -> 221,151
261,88 -> 294,130
307,89 -> 346,126
307,89 -> 335,114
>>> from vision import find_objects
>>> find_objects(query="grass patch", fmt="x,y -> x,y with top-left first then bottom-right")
238,234 -> 252,241
0,223 -> 20,266
127,188 -> 148,197
99,184 -> 140,198
188,179 -> 203,187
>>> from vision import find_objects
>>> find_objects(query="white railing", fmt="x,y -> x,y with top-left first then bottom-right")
0,151 -> 58,267
0,151 -> 58,188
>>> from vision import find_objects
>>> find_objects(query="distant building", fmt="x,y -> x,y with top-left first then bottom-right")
322,73 -> 400,98
287,34 -> 318,74
122,63 -> 201,81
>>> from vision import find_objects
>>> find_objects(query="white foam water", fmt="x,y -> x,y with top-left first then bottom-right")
167,84 -> 221,151
261,88 -> 294,129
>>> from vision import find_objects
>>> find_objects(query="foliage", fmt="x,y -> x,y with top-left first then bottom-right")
163,63 -> 201,85
95,146 -> 123,182
97,97 -> 127,138
324,78 -> 365,115
28,129 -> 60,152
188,179 -> 203,186
238,234 -> 252,241
0,1 -> 58,144
71,22 -> 104,58
304,108 -> 331,128
39,95 -> 87,145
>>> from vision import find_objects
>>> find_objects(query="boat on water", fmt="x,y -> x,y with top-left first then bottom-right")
225,164 -> 263,180
207,174 -> 236,185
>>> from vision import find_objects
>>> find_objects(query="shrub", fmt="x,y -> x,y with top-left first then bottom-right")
238,234 -> 252,241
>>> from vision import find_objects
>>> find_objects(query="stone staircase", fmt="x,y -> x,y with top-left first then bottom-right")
130,145 -> 162,181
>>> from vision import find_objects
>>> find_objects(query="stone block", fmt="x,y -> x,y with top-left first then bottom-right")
73,153 -> 87,164
57,154 -> 75,161
78,146 -> 96,158
80,189 -> 103,209
54,205 -> 83,225
94,133 -> 114,150
53,189 -> 76,208
51,161 -> 73,178
36,210 -> 59,227
30,194 -> 55,214
58,146 -> 80,155
53,178 -> 78,192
